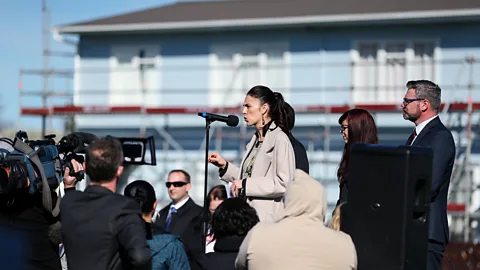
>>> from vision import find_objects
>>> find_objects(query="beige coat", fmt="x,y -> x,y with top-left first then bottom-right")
235,169 -> 358,270
220,122 -> 295,222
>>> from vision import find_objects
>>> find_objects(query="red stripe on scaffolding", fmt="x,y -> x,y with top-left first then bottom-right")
21,103 -> 473,213
20,102 -> 479,116
447,203 -> 466,212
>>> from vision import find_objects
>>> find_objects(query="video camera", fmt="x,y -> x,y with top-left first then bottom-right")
0,131 -> 156,216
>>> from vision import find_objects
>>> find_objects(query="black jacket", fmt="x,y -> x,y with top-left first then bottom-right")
155,198 -> 203,270
60,186 -> 151,270
289,133 -> 309,174
199,235 -> 245,270
407,117 -> 455,244
336,182 -> 348,207
155,198 -> 203,238
0,191 -> 62,270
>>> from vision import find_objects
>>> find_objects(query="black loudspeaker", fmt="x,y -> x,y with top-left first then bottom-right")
341,143 -> 433,270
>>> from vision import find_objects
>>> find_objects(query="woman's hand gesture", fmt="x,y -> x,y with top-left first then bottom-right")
208,152 -> 227,169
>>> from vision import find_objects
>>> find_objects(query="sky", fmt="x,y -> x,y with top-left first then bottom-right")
0,0 -> 201,134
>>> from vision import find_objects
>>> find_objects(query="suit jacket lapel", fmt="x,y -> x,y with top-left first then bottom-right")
412,117 -> 440,146
245,136 -> 256,153
168,199 -> 192,231
240,136 -> 257,177
157,207 -> 168,226
406,132 -> 414,146
240,122 -> 277,171
250,123 -> 279,177
176,199 -> 193,216
261,123 -> 278,153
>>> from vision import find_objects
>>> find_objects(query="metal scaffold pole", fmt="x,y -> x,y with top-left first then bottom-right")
445,56 -> 477,242
463,57 -> 475,242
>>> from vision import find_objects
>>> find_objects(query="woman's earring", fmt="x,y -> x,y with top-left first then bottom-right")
262,116 -> 265,126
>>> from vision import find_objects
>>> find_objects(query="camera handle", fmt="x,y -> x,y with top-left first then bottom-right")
64,160 -> 85,182
63,153 -> 85,182
69,169 -> 85,182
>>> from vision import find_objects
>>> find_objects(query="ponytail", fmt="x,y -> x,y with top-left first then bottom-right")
124,180 -> 156,214
246,85 -> 289,134
272,92 -> 289,134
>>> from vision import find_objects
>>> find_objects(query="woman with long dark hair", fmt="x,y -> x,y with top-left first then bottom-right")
208,85 -> 295,223
205,185 -> 228,253
336,108 -> 378,206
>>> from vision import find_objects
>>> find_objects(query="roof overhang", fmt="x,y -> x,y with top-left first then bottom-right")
53,8 -> 480,35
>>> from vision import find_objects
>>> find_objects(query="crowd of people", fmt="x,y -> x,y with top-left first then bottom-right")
0,79 -> 454,270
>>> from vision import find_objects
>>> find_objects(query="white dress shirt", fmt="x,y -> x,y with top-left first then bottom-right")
172,196 -> 190,210
411,115 -> 438,144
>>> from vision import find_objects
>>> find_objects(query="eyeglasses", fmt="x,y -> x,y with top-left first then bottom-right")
340,125 -> 348,132
165,181 -> 188,188
403,98 -> 424,105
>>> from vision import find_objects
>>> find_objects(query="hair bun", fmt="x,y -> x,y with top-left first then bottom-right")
134,189 -> 147,204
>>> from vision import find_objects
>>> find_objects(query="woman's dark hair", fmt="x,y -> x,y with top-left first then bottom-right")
211,198 -> 259,240
247,85 -> 289,133
124,180 -> 156,214
206,185 -> 228,224
207,185 -> 228,208
337,108 -> 378,184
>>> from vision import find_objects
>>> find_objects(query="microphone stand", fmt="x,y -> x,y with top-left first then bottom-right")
201,118 -> 213,254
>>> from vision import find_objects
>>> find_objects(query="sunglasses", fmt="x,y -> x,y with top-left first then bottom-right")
403,98 -> 424,105
165,181 -> 188,188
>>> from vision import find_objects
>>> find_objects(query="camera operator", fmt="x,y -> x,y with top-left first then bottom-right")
0,142 -> 63,270
60,137 -> 151,270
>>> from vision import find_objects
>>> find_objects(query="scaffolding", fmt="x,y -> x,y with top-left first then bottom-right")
18,100 -> 480,237
24,0 -> 76,138
18,65 -> 480,242
442,56 -> 478,242
17,0 -> 480,243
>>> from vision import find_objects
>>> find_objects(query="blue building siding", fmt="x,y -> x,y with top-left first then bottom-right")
74,21 -> 480,128
71,21 -> 480,229
159,33 -> 211,106
76,38 -> 111,105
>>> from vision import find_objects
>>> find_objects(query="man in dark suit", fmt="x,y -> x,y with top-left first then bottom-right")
284,102 -> 310,174
155,169 -> 203,269
61,137 -> 151,270
402,80 -> 456,270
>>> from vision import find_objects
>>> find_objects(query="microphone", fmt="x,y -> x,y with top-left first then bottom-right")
198,112 -> 239,127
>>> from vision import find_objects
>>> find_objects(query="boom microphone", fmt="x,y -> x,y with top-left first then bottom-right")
58,132 -> 99,153
198,112 -> 239,127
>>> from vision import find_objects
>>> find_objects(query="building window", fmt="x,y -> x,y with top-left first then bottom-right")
352,40 -> 436,104
412,42 -> 435,81
209,43 -> 290,107
109,45 -> 160,106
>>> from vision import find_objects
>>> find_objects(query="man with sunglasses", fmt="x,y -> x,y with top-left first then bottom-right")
155,169 -> 203,269
402,80 -> 455,270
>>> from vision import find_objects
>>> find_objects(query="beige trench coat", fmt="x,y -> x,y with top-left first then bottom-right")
220,122 -> 295,222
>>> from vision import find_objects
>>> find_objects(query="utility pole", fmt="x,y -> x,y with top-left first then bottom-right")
41,0 -> 49,137
18,1 -> 76,138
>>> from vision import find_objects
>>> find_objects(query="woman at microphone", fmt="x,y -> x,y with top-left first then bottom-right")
208,85 -> 295,223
